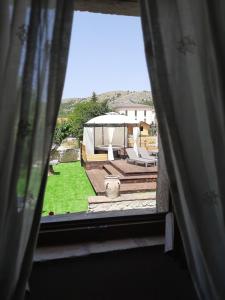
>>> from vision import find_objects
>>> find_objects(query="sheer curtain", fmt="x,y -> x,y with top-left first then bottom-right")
133,126 -> 140,156
108,127 -> 115,160
83,127 -> 94,154
140,0 -> 225,299
0,1 -> 73,299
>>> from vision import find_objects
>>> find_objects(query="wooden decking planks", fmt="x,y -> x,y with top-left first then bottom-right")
120,182 -> 156,193
110,160 -> 157,176
103,163 -> 157,182
86,169 -> 106,193
86,168 -> 156,195
103,164 -> 124,177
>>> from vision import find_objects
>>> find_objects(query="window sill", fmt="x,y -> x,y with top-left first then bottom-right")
34,235 -> 164,262
41,208 -> 161,224
37,209 -> 166,260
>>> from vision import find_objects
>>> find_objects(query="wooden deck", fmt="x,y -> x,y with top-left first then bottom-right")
110,160 -> 157,176
86,160 -> 157,195
103,164 -> 157,183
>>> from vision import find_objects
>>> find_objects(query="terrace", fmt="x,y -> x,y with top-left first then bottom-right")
78,112 -> 158,212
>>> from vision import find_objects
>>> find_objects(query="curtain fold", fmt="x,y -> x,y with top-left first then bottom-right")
133,126 -> 140,156
0,1 -> 73,299
140,0 -> 225,299
107,127 -> 115,160
83,127 -> 94,155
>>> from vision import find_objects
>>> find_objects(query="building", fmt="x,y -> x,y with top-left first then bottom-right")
113,103 -> 156,125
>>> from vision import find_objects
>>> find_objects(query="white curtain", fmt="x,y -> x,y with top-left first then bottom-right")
113,127 -> 126,146
107,127 -> 115,160
133,127 -> 140,156
83,127 -> 94,154
141,1 -> 225,299
0,1 -> 73,299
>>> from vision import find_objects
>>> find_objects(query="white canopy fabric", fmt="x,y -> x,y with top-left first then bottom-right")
133,127 -> 140,156
86,113 -> 138,125
83,127 -> 94,154
83,113 -> 139,156
107,127 -> 115,160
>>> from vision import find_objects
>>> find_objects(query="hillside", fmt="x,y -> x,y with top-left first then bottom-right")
59,90 -> 153,116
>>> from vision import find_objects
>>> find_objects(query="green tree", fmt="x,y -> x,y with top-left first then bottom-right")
91,91 -> 98,102
69,100 -> 110,140
53,121 -> 72,144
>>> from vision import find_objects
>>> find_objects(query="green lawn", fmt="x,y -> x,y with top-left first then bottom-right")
42,162 -> 95,216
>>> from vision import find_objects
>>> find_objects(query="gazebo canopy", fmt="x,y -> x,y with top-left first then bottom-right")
84,112 -> 139,127
83,113 -> 140,160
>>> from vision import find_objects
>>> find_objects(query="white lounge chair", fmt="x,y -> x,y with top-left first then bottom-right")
126,148 -> 155,167
138,147 -> 158,166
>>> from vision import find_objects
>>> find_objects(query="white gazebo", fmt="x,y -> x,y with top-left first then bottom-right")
83,113 -> 140,160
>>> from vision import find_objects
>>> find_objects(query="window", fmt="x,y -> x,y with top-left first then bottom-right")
42,8 -> 167,221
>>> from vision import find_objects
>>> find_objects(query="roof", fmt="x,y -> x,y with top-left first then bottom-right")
84,112 -> 139,127
113,103 -> 154,110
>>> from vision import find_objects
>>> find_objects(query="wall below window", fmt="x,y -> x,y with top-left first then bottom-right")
29,245 -> 198,300
74,0 -> 139,16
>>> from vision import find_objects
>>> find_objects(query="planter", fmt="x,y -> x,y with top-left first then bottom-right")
104,175 -> 120,199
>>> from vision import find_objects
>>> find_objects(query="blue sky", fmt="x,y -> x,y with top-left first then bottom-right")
62,12 -> 151,99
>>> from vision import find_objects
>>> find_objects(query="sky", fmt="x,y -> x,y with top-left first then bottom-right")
62,12 -> 151,100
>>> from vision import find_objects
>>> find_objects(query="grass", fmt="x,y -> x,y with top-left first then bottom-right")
42,162 -> 95,216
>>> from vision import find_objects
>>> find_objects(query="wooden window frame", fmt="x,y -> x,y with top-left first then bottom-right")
37,0 -> 168,256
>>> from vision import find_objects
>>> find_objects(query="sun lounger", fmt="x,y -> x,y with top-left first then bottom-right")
126,148 -> 155,167
138,147 -> 158,166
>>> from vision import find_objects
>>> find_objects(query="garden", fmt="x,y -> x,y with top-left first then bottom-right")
42,162 -> 95,216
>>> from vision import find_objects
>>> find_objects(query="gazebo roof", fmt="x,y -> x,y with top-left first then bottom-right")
84,112 -> 139,127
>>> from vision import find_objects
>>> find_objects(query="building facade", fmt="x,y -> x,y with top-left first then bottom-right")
114,103 -> 156,125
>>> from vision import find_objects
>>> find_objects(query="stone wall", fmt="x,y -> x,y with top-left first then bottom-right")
89,199 -> 156,212
88,192 -> 156,213
58,148 -> 80,163
55,137 -> 80,163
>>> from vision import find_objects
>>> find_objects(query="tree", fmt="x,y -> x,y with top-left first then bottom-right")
53,121 -> 72,144
91,91 -> 98,102
69,100 -> 110,140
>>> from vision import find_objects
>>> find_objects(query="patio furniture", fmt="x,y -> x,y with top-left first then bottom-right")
138,147 -> 158,166
126,148 -> 155,167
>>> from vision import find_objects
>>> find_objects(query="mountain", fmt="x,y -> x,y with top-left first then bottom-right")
59,90 -> 153,116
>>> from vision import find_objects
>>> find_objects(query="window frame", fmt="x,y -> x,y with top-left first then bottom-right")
39,209 -> 166,248
38,1 -> 168,252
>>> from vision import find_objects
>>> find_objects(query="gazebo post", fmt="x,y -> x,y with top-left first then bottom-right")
102,125 -> 104,145
93,125 -> 95,154
123,123 -> 126,159
139,123 -> 141,148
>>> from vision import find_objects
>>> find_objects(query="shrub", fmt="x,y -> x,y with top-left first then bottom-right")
53,121 -> 73,144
